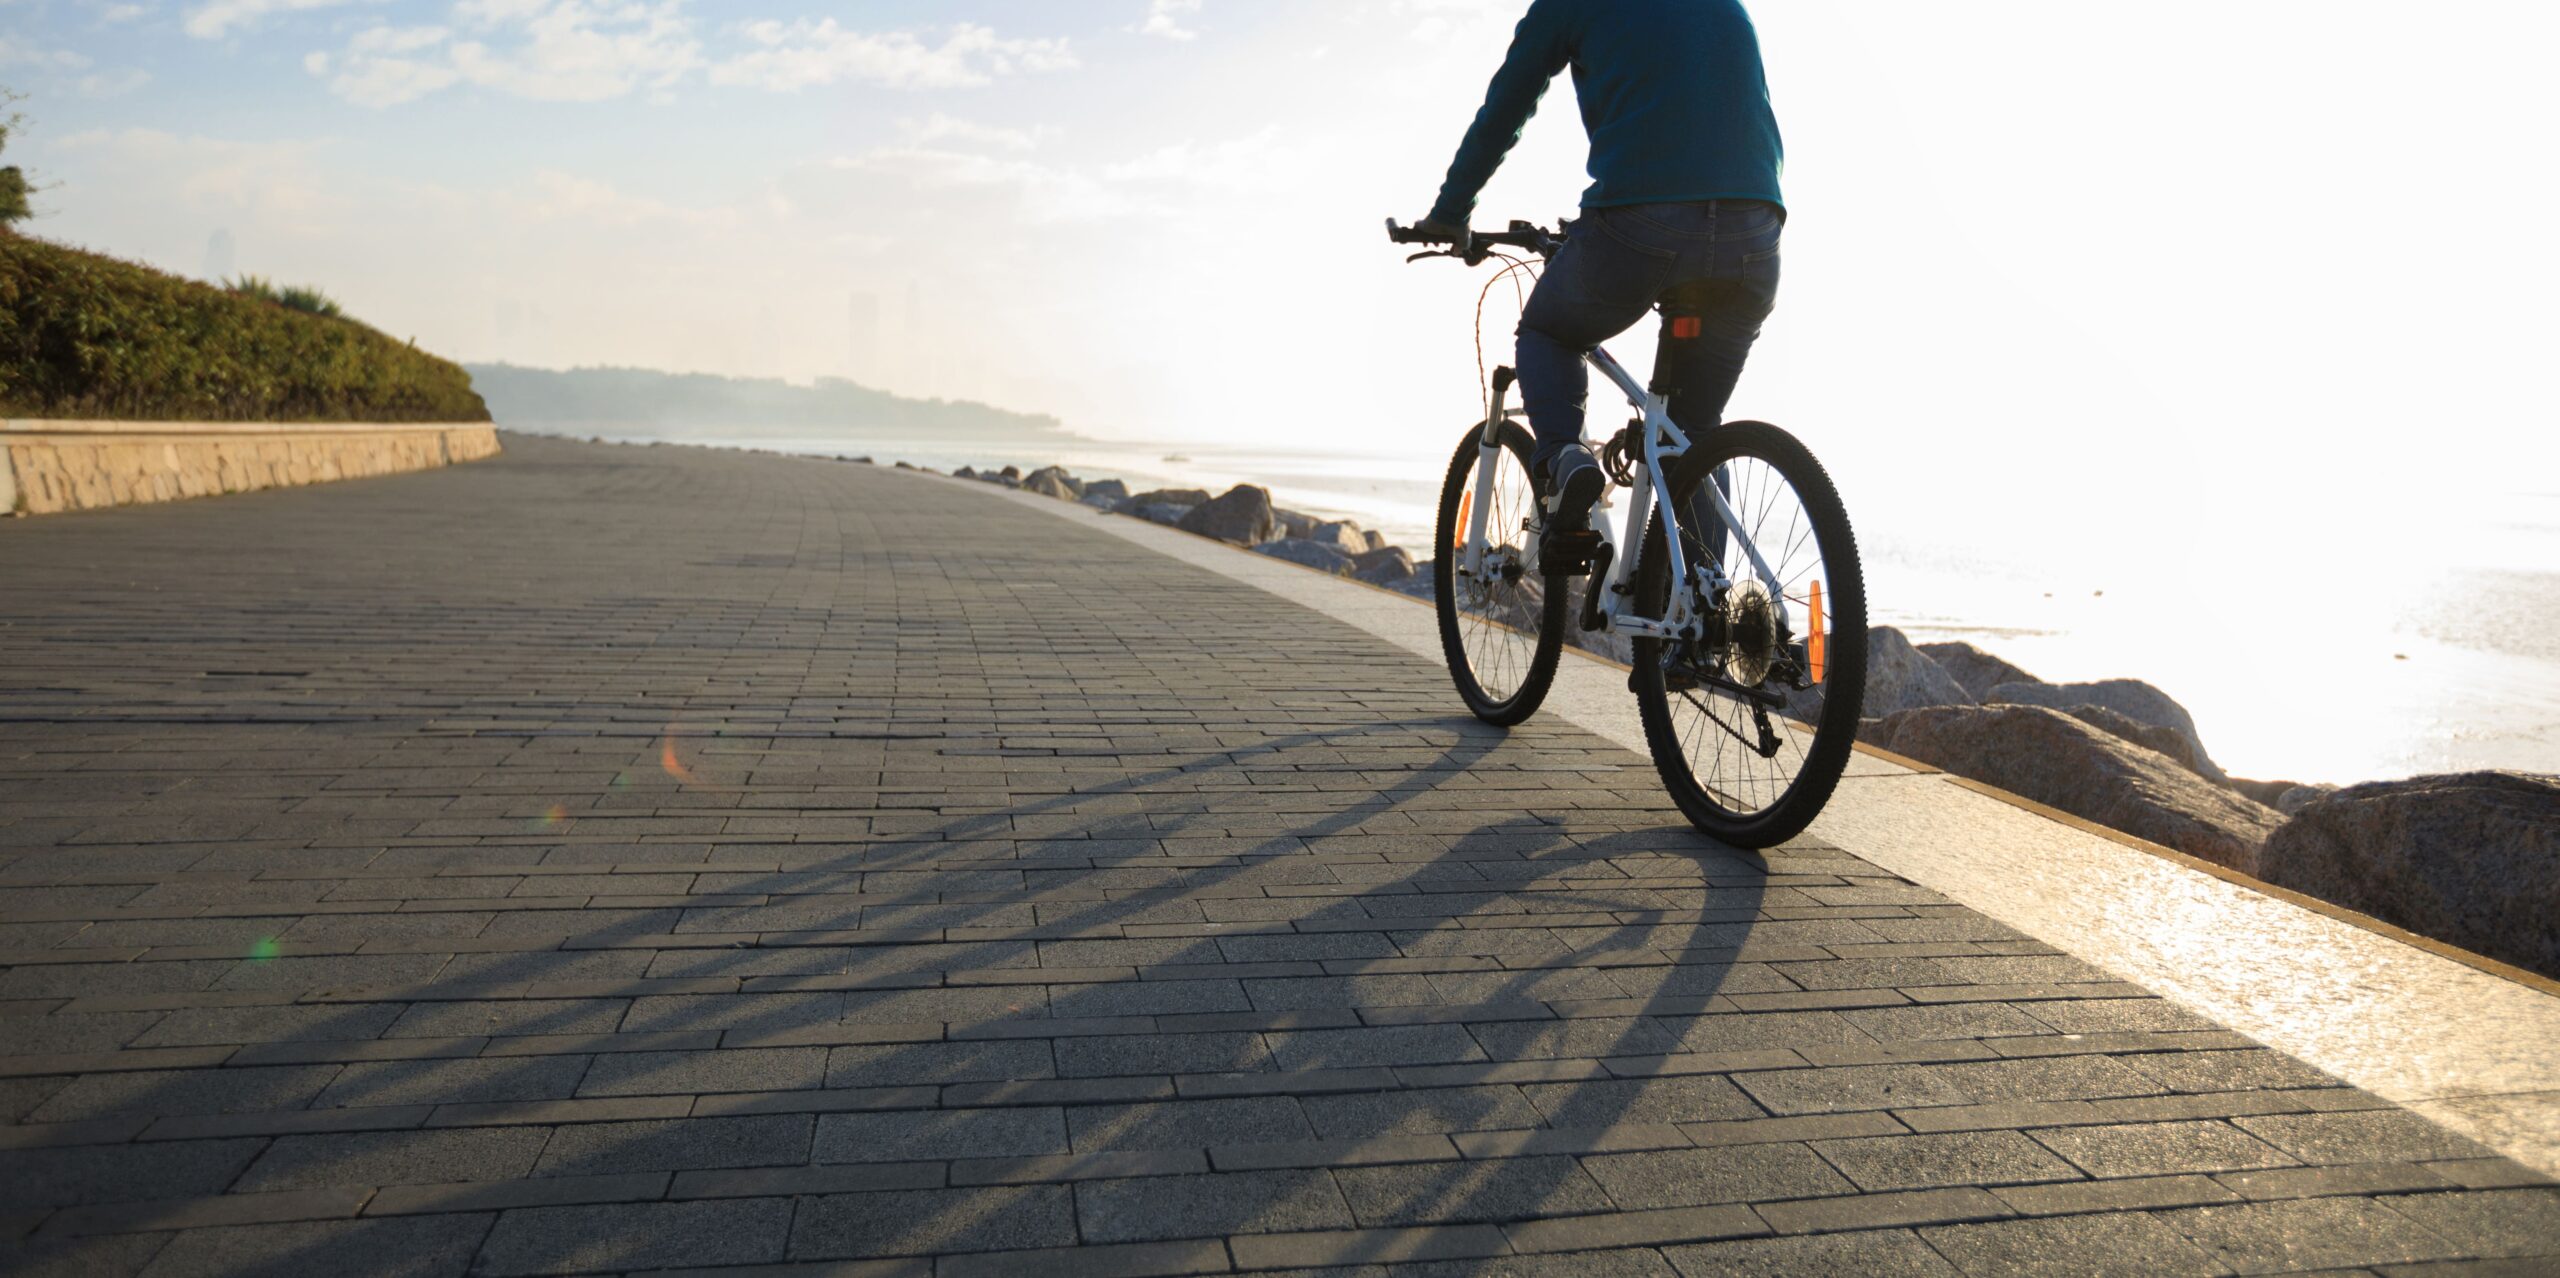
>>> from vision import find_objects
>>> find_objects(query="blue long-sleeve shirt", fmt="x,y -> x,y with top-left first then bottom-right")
1429,0 -> 1783,225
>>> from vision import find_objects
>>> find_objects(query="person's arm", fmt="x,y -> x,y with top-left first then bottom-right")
1426,0 -> 1577,228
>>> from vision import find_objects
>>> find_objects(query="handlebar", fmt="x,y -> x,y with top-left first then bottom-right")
1384,218 -> 1563,264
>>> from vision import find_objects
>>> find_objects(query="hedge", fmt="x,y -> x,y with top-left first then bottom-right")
0,235 -> 488,422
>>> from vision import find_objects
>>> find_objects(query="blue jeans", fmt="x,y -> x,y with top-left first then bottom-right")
1516,199 -> 1782,473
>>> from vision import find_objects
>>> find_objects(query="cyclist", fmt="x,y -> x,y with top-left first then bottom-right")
1413,0 -> 1785,536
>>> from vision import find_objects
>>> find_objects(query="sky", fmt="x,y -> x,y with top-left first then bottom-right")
7,0 -> 2559,540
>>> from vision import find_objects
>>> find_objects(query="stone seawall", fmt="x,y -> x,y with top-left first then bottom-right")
1,420 -> 501,516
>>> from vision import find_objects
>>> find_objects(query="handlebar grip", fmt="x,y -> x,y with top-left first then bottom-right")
1385,218 -> 1420,245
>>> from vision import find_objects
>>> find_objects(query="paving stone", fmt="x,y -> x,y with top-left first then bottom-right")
366,1172 -> 671,1216
576,1047 -> 826,1096
32,1066 -> 341,1123
1518,1074 -> 1764,1127
1733,1055 -> 2161,1116
1048,979 -> 1251,1018
383,1000 -> 627,1039
2030,1120 -> 2300,1179
1920,1211 -> 2230,1277
1661,1228 -> 1962,1276
1067,1095 -> 1313,1151
1055,1032 -> 1273,1078
2119,1049 -> 2345,1094
791,1185 -> 1077,1258
1803,1128 -> 2082,1193
2376,1189 -> 2560,1259
2161,1196 -> 2468,1272
936,1238 -> 1230,1278
236,1126 -> 551,1190
474,1198 -> 793,1275
0,1138 -> 265,1209
0,1233 -> 173,1278
1653,1011 -> 1874,1055
2234,1111 -> 2499,1166
1075,1168 -> 1356,1242
5,1012 -> 167,1055
1244,975 -> 1443,1010
826,1040 -> 1054,1088
1301,1086 -> 1545,1138
314,1056 -> 589,1108
132,1214 -> 490,1278
1265,1025 -> 1486,1071
1333,1155 -> 1615,1226
1581,1143 -> 1856,1211
534,1114 -> 813,1176
812,1107 -> 1068,1162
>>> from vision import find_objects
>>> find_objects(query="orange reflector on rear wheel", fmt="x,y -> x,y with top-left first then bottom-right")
1453,491 -> 1472,549
1807,580 -> 1827,684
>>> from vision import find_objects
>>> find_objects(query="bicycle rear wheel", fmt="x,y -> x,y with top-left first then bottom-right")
1630,421 -> 1866,847
1434,418 -> 1566,725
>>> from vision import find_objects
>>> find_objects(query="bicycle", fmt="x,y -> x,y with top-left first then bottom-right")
1386,217 -> 1868,848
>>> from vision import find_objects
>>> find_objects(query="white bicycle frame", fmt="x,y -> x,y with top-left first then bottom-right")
1462,344 -> 1792,642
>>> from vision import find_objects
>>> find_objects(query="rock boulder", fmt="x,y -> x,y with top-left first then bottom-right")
1022,468 -> 1079,500
1865,627 -> 1976,715
1865,703 -> 2284,872
1254,538 -> 1356,576
1917,641 -> 2041,700
1132,503 -> 1192,527
2065,704 -> 2208,776
1352,547 -> 1415,586
1023,466 -> 1083,500
2256,772 -> 2560,977
1986,678 -> 2227,784
1083,478 -> 1129,503
1308,521 -> 1368,556
1117,488 -> 1210,514
1178,484 -> 1280,545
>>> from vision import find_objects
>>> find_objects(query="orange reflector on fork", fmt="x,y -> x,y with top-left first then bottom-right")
1453,491 -> 1472,549
1807,581 -> 1827,684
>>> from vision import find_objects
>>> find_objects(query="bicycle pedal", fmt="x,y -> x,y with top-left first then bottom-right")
1540,528 -> 1603,576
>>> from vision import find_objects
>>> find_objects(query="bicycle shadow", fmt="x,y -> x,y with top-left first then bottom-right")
8,707 -> 1795,1273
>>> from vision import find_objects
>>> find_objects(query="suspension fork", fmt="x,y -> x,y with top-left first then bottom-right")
1462,367 -> 1515,577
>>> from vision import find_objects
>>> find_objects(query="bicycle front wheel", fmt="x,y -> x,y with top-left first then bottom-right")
1630,420 -> 1867,847
1434,418 -> 1565,725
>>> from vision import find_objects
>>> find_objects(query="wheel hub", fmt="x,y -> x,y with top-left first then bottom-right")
1723,579 -> 1780,686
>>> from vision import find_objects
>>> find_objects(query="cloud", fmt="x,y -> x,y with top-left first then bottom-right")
78,67 -> 152,96
184,0 -> 372,40
314,2 -> 698,106
0,35 -> 94,68
1134,0 -> 1200,41
906,113 -> 1045,152
709,20 -> 1074,92
95,3 -> 152,25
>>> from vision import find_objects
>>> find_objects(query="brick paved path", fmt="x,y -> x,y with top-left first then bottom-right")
2,434 -> 2551,1277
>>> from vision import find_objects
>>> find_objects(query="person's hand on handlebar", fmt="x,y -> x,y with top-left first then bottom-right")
1412,214 -> 1469,246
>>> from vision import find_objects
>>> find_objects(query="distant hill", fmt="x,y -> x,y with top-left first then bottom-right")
466,364 -> 1071,443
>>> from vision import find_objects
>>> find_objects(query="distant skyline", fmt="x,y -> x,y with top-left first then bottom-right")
6,0 -> 2557,514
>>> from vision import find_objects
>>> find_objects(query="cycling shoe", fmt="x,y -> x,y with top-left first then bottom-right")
1544,444 -> 1605,531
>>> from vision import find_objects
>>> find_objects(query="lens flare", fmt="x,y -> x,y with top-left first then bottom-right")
249,936 -> 282,961
661,727 -> 696,786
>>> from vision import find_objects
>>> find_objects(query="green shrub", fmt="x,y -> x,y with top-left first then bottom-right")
225,275 -> 343,318
223,273 -> 280,304
0,237 -> 488,422
276,284 -> 343,318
